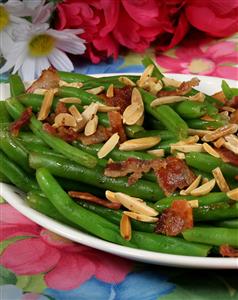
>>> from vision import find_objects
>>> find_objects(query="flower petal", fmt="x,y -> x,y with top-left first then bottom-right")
0,225 -> 40,241
35,57 -> 51,78
48,48 -> 74,72
0,285 -> 22,300
19,57 -> 36,81
215,66 -> 238,80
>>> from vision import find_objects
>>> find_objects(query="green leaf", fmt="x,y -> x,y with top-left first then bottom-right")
17,274 -> 47,293
221,80 -> 233,100
0,265 -> 17,285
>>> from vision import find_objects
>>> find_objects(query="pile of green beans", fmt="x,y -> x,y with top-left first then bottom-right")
1,62 -> 237,258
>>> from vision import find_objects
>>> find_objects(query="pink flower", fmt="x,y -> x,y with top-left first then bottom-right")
185,0 -> 238,37
156,39 -> 238,80
0,204 -> 133,290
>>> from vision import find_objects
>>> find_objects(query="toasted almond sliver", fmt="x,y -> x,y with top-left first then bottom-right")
34,88 -> 47,95
224,141 -> 238,155
221,106 -> 236,113
122,104 -> 144,125
68,105 -> 83,123
138,64 -> 154,86
171,144 -> 204,153
97,103 -> 120,112
97,133 -> 120,159
37,89 -> 55,121
105,190 -> 120,203
150,96 -> 187,107
53,113 -> 77,128
202,124 -> 238,142
123,211 -> 158,223
203,143 -> 220,158
175,135 -> 200,146
201,115 -> 215,121
212,167 -> 230,192
162,77 -> 181,88
106,83 -> 114,98
135,114 -> 144,126
131,87 -> 144,106
120,214 -> 132,241
146,79 -> 163,95
119,136 -> 161,151
202,178 -> 209,184
115,192 -> 159,217
59,97 -> 81,104
147,149 -> 165,157
188,128 -> 214,137
188,200 -> 199,208
59,80 -> 83,88
180,175 -> 202,195
188,92 -> 205,103
213,137 -> 225,148
227,188 -> 238,201
119,76 -> 136,86
176,152 -> 186,160
190,179 -> 216,196
223,134 -> 238,155
84,115 -> 98,136
86,86 -> 104,95
82,102 -> 99,122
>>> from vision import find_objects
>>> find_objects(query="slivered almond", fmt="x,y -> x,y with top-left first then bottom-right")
188,200 -> 199,208
106,84 -> 114,98
53,113 -> 77,128
97,104 -> 120,112
201,115 -> 215,121
34,88 -> 47,95
170,144 -> 204,153
202,178 -> 209,184
123,104 -> 143,125
190,179 -> 216,196
212,167 -> 230,192
120,214 -> 131,240
97,133 -> 119,159
203,143 -> 220,158
176,152 -> 186,160
84,115 -> 98,136
119,76 -> 136,86
131,88 -> 144,106
123,211 -> 158,223
37,89 -> 55,121
59,80 -> 83,88
82,102 -> 99,122
221,106 -> 236,113
135,114 -> 144,126
147,149 -> 165,157
69,105 -> 83,123
137,64 -> 154,86
162,77 -> 181,88
119,136 -> 161,151
147,80 -> 163,95
86,86 -> 104,95
150,96 -> 187,107
175,135 -> 200,145
188,128 -> 214,137
60,97 -> 81,104
188,92 -> 205,102
202,124 -> 238,142
213,137 -> 225,148
180,175 -> 202,195
115,192 -> 158,216
223,134 -> 238,155
227,188 -> 238,201
105,190 -> 120,203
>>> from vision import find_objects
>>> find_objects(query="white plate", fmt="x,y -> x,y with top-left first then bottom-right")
1,73 -> 238,269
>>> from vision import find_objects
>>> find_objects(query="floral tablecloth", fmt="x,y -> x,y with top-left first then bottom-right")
1,34 -> 238,300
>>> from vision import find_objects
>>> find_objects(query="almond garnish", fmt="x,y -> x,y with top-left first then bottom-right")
190,179 -> 216,196
84,115 -> 98,136
213,137 -> 225,148
147,80 -> 163,95
175,152 -> 186,160
119,136 -> 161,151
37,88 -> 55,121
105,190 -> 120,203
147,149 -> 165,157
188,200 -> 199,208
223,134 -> 238,155
188,92 -> 205,103
123,103 -> 143,125
53,113 -> 77,128
202,124 -> 238,142
131,87 -> 144,106
180,175 -> 202,195
106,84 -> 114,98
201,115 -> 215,121
227,188 -> 238,201
59,97 -> 82,104
170,144 -> 204,153
162,77 -> 181,88
150,96 -> 187,107
119,76 -> 136,86
115,192 -> 158,216
97,104 -> 120,112
135,114 -> 144,126
59,80 -> 83,88
137,64 -> 154,87
175,135 -> 200,145
68,105 -> 83,123
34,88 -> 47,95
212,167 -> 230,192
120,214 -> 132,241
203,143 -> 220,158
86,86 -> 104,95
97,133 -> 120,159
82,102 -> 99,122
188,128 -> 214,137
221,106 -> 236,113
123,211 -> 158,223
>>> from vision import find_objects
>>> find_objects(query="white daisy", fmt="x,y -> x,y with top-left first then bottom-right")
0,23 -> 86,81
22,0 -> 54,24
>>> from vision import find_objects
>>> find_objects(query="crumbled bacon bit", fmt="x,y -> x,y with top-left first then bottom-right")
42,123 -> 57,136
108,111 -> 127,142
104,157 -> 165,185
229,96 -> 238,109
230,109 -> 238,124
155,200 -> 193,236
78,126 -> 112,145
219,244 -> 238,257
68,191 -> 121,210
43,123 -> 79,142
55,102 -> 68,115
10,107 -> 32,137
27,67 -> 60,93
156,157 -> 196,196
216,147 -> 238,167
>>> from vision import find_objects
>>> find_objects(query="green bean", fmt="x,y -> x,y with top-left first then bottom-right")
36,167 -> 132,246
17,132 -> 46,146
9,74 -> 25,97
125,125 -> 175,140
0,102 -> 11,123
185,152 -> 238,179
152,138 -> 178,153
0,150 -> 38,192
144,116 -> 165,130
174,101 -> 207,119
221,80 -> 233,100
29,152 -> 165,201
214,219 -> 238,229
187,118 -> 227,130
57,72 -> 93,83
0,171 -> 10,183
182,226 -> 238,247
78,201 -> 155,233
154,192 -> 229,212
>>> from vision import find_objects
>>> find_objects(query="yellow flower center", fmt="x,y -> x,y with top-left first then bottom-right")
188,58 -> 213,74
0,6 -> 10,31
28,34 -> 55,57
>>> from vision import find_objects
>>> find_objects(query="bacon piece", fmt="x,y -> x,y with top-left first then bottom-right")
156,157 -> 196,196
229,96 -> 238,109
78,125 -> 112,145
68,191 -> 121,210
219,244 -> 238,257
105,157 -> 165,185
216,147 -> 238,167
156,200 -> 193,236
102,86 -> 133,114
43,123 -> 79,142
108,111 -> 127,142
230,109 -> 238,124
157,77 -> 200,97
55,102 -> 68,115
10,107 -> 32,137
27,67 -> 60,93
